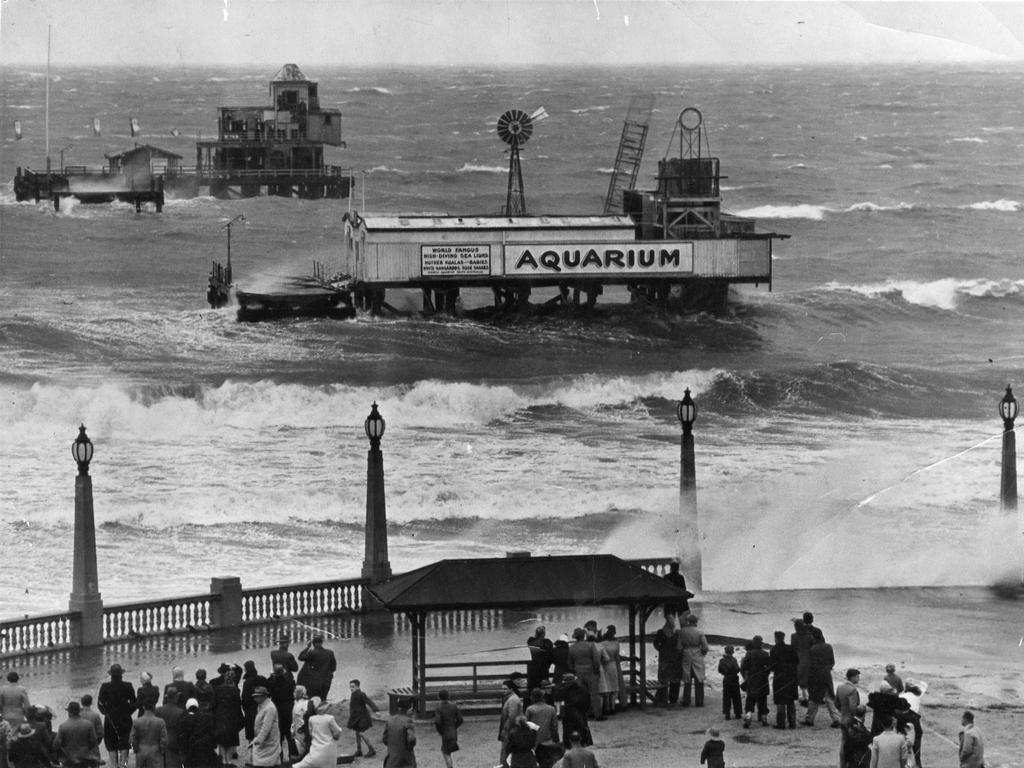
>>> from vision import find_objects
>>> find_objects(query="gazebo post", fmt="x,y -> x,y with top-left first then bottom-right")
628,604 -> 638,707
638,604 -> 657,709
418,616 -> 428,716
407,611 -> 427,717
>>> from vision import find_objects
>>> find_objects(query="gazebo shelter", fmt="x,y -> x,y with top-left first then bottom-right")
367,554 -> 690,714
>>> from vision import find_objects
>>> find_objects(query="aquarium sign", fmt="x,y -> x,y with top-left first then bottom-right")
421,244 -> 492,276
505,242 -> 695,276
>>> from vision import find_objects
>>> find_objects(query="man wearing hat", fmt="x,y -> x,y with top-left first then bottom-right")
97,663 -> 137,768
9,719 -> 51,768
249,687 -> 281,767
56,701 -> 100,767
270,635 -> 299,680
297,636 -> 337,701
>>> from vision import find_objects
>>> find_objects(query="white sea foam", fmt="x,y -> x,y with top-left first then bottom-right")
961,199 -> 1022,211
825,278 -> 1024,310
456,163 -> 505,174
345,86 -> 393,95
734,204 -> 830,220
845,201 -> 915,212
948,137 -> 987,143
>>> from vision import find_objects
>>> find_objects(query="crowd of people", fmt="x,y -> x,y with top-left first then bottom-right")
0,633 -> 363,768
0,602 -> 990,768
654,607 -> 985,768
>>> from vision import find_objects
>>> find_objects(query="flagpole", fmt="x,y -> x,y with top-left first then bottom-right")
45,25 -> 51,172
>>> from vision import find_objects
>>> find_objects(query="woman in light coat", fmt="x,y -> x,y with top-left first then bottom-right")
598,626 -> 623,716
290,687 -> 310,758
292,701 -> 342,768
249,688 -> 281,767
679,613 -> 710,707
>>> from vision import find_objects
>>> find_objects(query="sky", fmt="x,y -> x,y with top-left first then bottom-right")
3,0 -> 1024,67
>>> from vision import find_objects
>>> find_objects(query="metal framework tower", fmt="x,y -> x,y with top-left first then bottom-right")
603,94 -> 655,214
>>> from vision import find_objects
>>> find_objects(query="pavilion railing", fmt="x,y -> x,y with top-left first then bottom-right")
104,594 -> 215,640
0,611 -> 76,656
1,559 -> 673,658
241,578 -> 366,623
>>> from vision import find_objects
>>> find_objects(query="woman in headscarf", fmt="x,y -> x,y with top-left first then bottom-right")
292,700 -> 342,768
290,686 -> 310,758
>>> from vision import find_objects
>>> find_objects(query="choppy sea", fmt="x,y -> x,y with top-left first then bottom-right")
3,65 -> 1024,703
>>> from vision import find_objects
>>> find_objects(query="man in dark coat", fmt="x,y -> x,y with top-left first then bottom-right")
740,636 -> 771,728
265,664 -> 297,757
804,630 -> 840,727
662,561 -> 693,617
163,668 -> 196,710
526,626 -> 554,693
97,663 -> 137,768
154,693 -> 186,768
240,662 -> 267,742
790,618 -> 814,706
553,673 -> 591,749
270,636 -> 299,680
769,630 -> 799,729
178,699 -> 218,768
652,618 -> 682,707
296,635 -> 337,701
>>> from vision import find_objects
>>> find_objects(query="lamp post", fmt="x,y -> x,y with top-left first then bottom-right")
69,425 -> 104,646
677,389 -> 701,591
362,402 -> 392,586
1000,385 -> 1018,513
59,145 -> 72,173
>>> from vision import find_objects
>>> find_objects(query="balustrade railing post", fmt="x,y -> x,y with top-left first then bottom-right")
210,577 -> 243,628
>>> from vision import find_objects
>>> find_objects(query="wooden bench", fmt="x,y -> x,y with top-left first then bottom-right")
389,659 -> 529,717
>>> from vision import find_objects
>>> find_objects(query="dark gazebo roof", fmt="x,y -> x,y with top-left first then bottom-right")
366,554 -> 686,612
104,144 -> 183,162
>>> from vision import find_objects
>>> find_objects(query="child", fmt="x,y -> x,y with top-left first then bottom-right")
700,727 -> 725,768
718,645 -> 742,720
346,679 -> 378,758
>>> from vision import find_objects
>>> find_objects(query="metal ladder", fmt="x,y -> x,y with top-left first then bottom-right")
603,94 -> 655,214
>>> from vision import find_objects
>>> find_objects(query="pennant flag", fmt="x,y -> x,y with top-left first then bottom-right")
130,117 -> 140,137
93,117 -> 101,136
13,120 -> 22,140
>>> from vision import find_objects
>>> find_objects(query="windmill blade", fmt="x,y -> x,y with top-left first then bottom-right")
530,106 -> 549,122
497,109 -> 533,146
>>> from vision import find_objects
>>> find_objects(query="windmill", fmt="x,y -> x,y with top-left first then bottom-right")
496,107 -> 547,216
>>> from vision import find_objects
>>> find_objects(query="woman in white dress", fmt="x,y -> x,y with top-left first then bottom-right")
292,700 -> 343,768
291,686 -> 311,758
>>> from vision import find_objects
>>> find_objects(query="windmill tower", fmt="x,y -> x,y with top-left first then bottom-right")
497,108 -> 534,216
